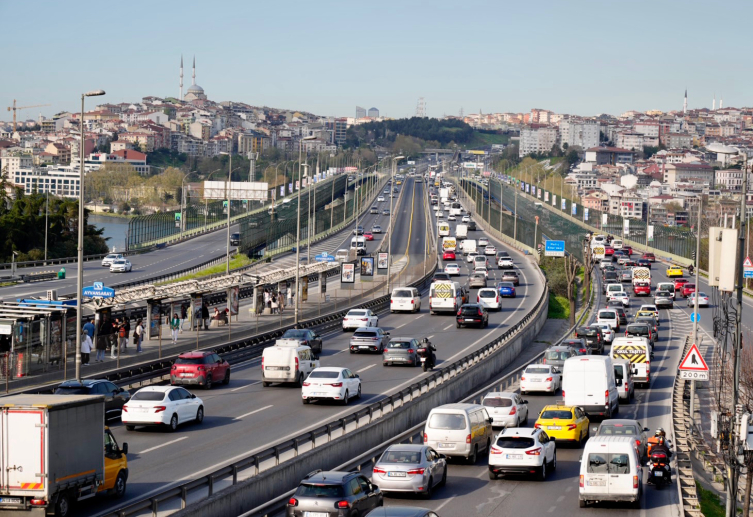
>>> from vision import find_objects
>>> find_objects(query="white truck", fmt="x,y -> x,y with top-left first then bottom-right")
439,187 -> 449,203
0,395 -> 129,517
442,237 -> 457,253
631,266 -> 651,287
455,224 -> 468,240
591,245 -> 606,263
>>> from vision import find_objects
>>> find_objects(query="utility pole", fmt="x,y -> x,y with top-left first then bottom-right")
226,152 -> 232,275
514,185 -> 518,242
690,195 -> 702,420
44,191 -> 49,264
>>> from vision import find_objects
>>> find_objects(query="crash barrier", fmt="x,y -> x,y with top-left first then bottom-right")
0,249 -> 154,271
105,278 -> 549,517
20,271 -> 58,283
672,336 -> 701,516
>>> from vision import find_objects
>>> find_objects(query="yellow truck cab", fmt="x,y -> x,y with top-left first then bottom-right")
102,426 -> 129,498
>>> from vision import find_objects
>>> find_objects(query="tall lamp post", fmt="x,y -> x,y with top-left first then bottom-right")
295,136 -> 317,324
76,89 -> 105,382
386,155 -> 404,295
179,171 -> 194,239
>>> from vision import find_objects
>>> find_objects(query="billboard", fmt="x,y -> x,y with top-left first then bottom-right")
341,263 -> 355,284
204,181 -> 269,201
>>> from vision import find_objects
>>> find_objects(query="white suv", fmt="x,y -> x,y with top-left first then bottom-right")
488,427 -> 556,480
101,253 -> 124,267
497,257 -> 514,269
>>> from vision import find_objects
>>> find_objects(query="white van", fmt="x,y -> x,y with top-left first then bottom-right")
562,355 -> 620,418
610,337 -> 651,388
656,281 -> 676,299
597,309 -> 619,330
335,249 -> 350,262
612,358 -> 634,401
612,239 -> 623,250
261,344 -> 320,387
429,281 -> 462,315
462,239 -> 477,256
350,236 -> 367,255
391,287 -> 421,313
438,223 -> 450,237
579,436 -> 643,508
605,283 -> 625,297
423,403 -> 494,463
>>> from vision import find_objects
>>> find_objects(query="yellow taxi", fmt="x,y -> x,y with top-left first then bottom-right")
534,405 -> 590,445
666,266 -> 683,277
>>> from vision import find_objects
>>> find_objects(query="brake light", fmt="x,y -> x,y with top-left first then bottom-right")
261,357 -> 264,369
567,424 -> 577,431
302,381 -> 310,387
526,447 -> 542,455
477,295 -> 480,302
605,389 -> 609,399
288,498 -> 298,507
171,365 -> 177,371
580,349 -> 587,354
295,357 -> 299,371
411,299 -> 414,304
542,358 -> 546,364
154,406 -> 166,413
580,475 -> 584,487
510,406 -> 516,415
373,467 -> 387,474
490,446 -> 503,455
122,406 -> 128,412
633,475 -> 639,489
521,376 -> 526,381
423,432 -> 428,443
636,439 -> 641,448
478,309 -> 483,316
407,468 -> 425,475
466,434 -> 472,444
408,349 -> 414,354
534,423 -> 541,429
330,382 -> 343,387
336,500 -> 350,509
29,499 -> 45,507
360,318 -> 367,321
561,389 -> 565,398
390,299 -> 393,303
545,377 -> 553,382
457,310 -> 462,316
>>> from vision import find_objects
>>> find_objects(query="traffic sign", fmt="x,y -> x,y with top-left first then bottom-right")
82,282 -> 115,299
744,256 -> 753,268
746,270 -> 753,279
315,252 -> 336,263
544,240 -> 566,257
678,343 -> 709,372
690,312 -> 700,323
680,370 -> 709,381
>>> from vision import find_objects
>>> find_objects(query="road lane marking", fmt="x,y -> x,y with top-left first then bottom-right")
231,381 -> 259,392
140,436 -> 188,454
433,494 -> 456,512
357,364 -> 376,373
443,324 -> 453,330
235,405 -> 273,420
548,506 -> 556,513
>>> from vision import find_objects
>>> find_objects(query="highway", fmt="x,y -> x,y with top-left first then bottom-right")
80,176 -> 548,516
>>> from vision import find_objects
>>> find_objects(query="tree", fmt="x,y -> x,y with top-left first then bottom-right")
563,254 -> 580,327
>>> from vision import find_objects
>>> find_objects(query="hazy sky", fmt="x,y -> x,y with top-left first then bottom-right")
2,0 -> 749,121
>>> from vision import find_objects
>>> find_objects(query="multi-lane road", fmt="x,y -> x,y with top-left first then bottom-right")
80,176 -> 548,516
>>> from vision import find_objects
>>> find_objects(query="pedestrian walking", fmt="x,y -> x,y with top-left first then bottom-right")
170,313 -> 180,343
117,319 -> 128,354
180,303 -> 188,332
83,317 -> 95,340
108,317 -> 118,358
264,289 -> 271,309
95,325 -> 107,362
134,319 -> 144,352
271,294 -> 278,314
123,317 -> 130,352
80,329 -> 92,366
201,303 -> 210,330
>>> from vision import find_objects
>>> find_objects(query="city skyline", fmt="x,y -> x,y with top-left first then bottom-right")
1,0 -> 751,121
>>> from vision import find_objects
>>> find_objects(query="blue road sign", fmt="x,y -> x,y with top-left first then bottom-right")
544,240 -> 566,257
82,283 -> 115,298
745,270 -> 753,279
690,312 -> 700,323
315,252 -> 336,263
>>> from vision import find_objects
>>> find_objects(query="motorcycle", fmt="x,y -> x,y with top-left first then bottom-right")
416,338 -> 436,372
646,450 -> 671,488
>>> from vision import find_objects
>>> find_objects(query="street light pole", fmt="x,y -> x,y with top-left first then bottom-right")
387,156 -> 404,296
44,191 -> 49,264
179,171 -> 193,239
76,89 -> 105,382
226,152 -> 232,275
295,137 -> 316,325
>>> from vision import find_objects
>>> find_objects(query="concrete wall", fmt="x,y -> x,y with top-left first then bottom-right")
173,290 -> 549,517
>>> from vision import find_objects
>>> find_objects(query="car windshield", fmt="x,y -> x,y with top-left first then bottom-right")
526,367 -> 550,374
483,397 -> 513,407
461,306 -> 480,314
479,290 -> 496,298
428,413 -> 467,430
388,341 -> 411,349
295,484 -> 344,498
113,260 -> 126,265
54,386 -> 90,395
131,391 -> 166,401
353,330 -> 377,338
540,410 -> 573,419
545,351 -> 570,361
175,357 -> 203,365
600,312 -> 616,319
348,311 -> 366,317
598,424 -> 637,436
380,450 -> 422,464
496,437 -> 535,449
282,330 -> 308,339
308,371 -> 340,379
627,326 -> 647,334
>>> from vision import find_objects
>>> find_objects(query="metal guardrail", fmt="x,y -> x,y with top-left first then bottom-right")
100,260 -> 547,517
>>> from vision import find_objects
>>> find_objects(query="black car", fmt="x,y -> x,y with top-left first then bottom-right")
574,326 -> 604,355
467,220 -> 477,231
433,272 -> 451,282
279,328 -> 323,353
561,338 -> 589,355
54,379 -> 130,420
286,470 -> 383,517
612,306 -> 628,326
602,272 -> 619,288
354,225 -> 364,235
636,258 -> 651,269
230,232 -> 241,246
456,303 -> 489,328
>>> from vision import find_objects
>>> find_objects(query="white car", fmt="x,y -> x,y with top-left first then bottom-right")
498,257 -> 514,269
436,211 -> 444,218
520,364 -> 561,394
479,238 -> 489,246
445,263 -> 461,276
101,253 -> 124,267
477,287 -> 500,311
488,427 -> 556,480
122,386 -> 203,432
608,291 -> 630,307
466,251 -> 478,263
302,367 -> 361,405
474,265 -> 489,278
687,292 -> 709,308
372,225 -> 382,234
590,323 -> 615,343
597,309 -> 619,330
433,205 -> 439,211
448,214 -> 456,221
639,304 -> 659,318
484,245 -> 497,256
483,392 -> 529,428
342,308 -> 378,331
377,196 -> 385,202
462,216 -> 470,223
110,259 -> 132,273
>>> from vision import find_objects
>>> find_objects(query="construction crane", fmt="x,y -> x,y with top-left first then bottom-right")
7,99 -> 51,132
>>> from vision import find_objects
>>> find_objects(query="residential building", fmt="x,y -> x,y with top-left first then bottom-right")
619,192 -> 646,220
519,126 -> 558,157
714,169 -> 753,192
13,167 -> 81,198
117,132 -> 155,152
324,118 -> 348,146
0,154 -> 33,178
559,120 -> 599,150
584,147 -> 635,165
667,133 -> 692,149
43,142 -> 71,164
238,131 -> 271,157
615,132 -> 646,152
663,163 -> 714,187
582,191 -> 609,211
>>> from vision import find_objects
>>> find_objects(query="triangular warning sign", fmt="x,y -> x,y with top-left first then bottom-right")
744,257 -> 753,268
679,344 -> 709,371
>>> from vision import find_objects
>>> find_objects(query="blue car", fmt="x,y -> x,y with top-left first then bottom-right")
496,281 -> 516,298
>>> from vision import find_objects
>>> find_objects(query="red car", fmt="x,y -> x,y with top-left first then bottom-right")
443,250 -> 456,260
642,252 -> 656,262
604,246 -> 615,256
363,232 -> 374,241
622,246 -> 633,255
681,283 -> 696,298
674,278 -> 689,292
633,282 -> 651,296
170,351 -> 230,389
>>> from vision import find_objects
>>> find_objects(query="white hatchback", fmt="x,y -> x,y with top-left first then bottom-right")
462,216 -> 470,223
122,386 -> 203,432
477,287 -> 500,311
479,238 -> 490,246
609,292 -> 630,307
474,265 -> 489,278
484,245 -> 497,256
483,392 -> 528,428
377,196 -> 385,202
520,364 -> 561,394
488,428 -> 556,480
444,263 -> 461,276
342,309 -> 378,331
302,367 -> 361,405
436,211 -> 444,217
466,251 -> 478,263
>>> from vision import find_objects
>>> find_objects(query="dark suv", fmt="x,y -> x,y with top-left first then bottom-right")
54,379 -> 130,420
456,303 -> 489,328
287,470 -> 383,517
230,232 -> 241,246
575,326 -> 604,355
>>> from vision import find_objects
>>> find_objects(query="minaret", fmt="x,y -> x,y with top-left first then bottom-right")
713,93 -> 716,111
683,88 -> 687,115
720,96 -> 723,109
179,55 -> 184,100
192,56 -> 196,86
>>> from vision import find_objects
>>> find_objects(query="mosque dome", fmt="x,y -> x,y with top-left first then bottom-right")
187,84 -> 204,94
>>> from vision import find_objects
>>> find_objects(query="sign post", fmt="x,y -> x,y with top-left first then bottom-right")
678,343 -> 709,380
544,240 -> 566,258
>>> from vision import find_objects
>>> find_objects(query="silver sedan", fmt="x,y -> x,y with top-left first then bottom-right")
372,444 -> 447,496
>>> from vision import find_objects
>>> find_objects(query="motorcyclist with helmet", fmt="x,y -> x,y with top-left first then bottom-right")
417,337 -> 437,370
647,429 -> 672,484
